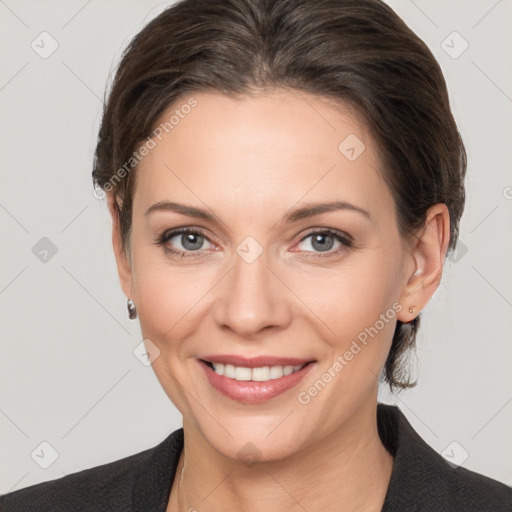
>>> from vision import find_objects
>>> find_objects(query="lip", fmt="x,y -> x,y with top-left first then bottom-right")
200,354 -> 313,368
197,358 -> 316,403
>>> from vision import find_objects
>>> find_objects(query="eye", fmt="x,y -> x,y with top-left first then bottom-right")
155,228 -> 215,256
294,229 -> 353,256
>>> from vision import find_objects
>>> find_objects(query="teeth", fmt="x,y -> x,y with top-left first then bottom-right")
252,366 -> 270,381
224,363 -> 234,379
210,362 -> 304,381
234,366 -> 252,381
283,365 -> 295,376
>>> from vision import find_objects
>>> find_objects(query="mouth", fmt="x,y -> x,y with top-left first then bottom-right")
200,359 -> 311,381
197,357 -> 316,403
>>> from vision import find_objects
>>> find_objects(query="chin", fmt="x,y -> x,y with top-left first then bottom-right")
221,438 -> 302,466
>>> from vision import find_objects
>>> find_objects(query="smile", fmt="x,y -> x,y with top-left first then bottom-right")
198,358 -> 316,403
205,361 -> 307,381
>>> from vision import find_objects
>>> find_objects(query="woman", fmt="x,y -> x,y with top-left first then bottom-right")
1,0 -> 510,510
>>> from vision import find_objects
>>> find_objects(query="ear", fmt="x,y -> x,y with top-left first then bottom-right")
397,204 -> 451,323
107,193 -> 133,300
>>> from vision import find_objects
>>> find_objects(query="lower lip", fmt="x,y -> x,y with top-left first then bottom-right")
198,360 -> 315,403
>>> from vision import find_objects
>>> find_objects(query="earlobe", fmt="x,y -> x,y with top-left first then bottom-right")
397,204 -> 450,322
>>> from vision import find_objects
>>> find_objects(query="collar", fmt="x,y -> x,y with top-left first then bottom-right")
131,403 -> 506,511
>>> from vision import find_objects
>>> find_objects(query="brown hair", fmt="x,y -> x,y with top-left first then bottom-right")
92,0 -> 466,390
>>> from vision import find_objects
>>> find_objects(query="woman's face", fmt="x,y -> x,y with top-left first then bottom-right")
115,88 -> 417,461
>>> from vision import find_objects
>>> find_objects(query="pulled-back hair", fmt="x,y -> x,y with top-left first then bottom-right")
92,0 -> 466,390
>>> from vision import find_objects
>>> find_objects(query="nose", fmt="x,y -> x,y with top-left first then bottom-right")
212,249 -> 292,338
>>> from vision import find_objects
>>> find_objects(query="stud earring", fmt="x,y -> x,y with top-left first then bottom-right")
408,305 -> 416,314
414,269 -> 422,277
127,298 -> 137,319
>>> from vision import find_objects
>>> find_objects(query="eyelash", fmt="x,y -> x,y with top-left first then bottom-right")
154,227 -> 354,259
155,228 -> 213,259
295,228 -> 354,258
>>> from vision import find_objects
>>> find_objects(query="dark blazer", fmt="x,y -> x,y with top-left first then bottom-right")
1,404 -> 510,511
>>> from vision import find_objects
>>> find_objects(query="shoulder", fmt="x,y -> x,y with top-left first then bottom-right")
0,449 -> 151,512
378,403 -> 512,512
448,464 -> 512,511
0,429 -> 180,512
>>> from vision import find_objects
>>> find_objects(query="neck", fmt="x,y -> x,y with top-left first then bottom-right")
169,402 -> 393,512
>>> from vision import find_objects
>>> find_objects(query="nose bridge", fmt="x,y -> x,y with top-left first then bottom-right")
213,244 -> 290,336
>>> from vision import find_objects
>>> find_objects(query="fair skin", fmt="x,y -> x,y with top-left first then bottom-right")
109,88 -> 450,512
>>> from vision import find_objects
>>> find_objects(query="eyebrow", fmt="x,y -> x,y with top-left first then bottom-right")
145,200 -> 370,223
145,201 -> 217,221
284,201 -> 370,222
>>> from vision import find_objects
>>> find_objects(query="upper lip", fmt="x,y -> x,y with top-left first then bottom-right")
200,354 -> 315,368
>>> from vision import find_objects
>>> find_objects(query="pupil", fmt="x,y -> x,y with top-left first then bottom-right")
312,233 -> 333,252
182,233 -> 203,250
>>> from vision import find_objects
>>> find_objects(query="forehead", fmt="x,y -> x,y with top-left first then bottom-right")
133,88 -> 394,224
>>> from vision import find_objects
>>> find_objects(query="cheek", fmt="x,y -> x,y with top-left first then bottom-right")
130,247 -> 214,345
301,259 -> 398,315
288,256 -> 401,360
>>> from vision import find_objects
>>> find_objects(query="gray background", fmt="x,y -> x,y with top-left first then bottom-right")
1,0 -> 511,493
